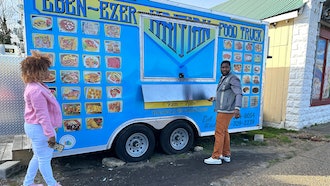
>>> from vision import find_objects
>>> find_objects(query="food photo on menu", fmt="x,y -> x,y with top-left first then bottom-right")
60,53 -> 79,67
107,86 -> 122,98
105,24 -> 121,38
243,64 -> 251,73
244,53 -> 252,62
233,52 -> 242,62
250,96 -> 259,107
106,71 -> 122,84
108,101 -> 122,113
222,51 -> 232,61
233,63 -> 242,73
245,42 -> 253,51
234,41 -> 243,50
59,36 -> 78,51
105,40 -> 121,53
223,40 -> 232,49
242,86 -> 250,94
58,18 -> 77,33
61,87 -> 81,100
61,70 -> 80,84
32,33 -> 53,48
253,75 -> 260,84
31,15 -> 52,30
82,38 -> 100,52
63,119 -> 81,132
83,71 -> 101,84
254,54 -> 262,62
243,75 -> 251,84
254,65 -> 261,74
255,43 -> 263,53
252,86 -> 259,94
86,117 -> 103,129
82,21 -> 100,35
83,55 -> 100,68
242,96 -> 249,108
106,56 -> 121,69
85,87 -> 102,99
85,102 -> 102,114
62,103 -> 81,116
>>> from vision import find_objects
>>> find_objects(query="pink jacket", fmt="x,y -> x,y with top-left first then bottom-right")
24,82 -> 62,138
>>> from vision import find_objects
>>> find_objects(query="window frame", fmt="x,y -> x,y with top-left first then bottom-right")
311,28 -> 330,106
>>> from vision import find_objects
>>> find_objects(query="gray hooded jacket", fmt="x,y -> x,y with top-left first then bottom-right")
214,73 -> 242,113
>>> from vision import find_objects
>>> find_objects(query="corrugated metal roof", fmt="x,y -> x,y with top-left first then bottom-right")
211,0 -> 305,20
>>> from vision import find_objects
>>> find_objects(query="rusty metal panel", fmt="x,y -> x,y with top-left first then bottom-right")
0,56 -> 25,135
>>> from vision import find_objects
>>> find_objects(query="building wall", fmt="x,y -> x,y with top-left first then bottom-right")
263,20 -> 293,126
285,0 -> 330,130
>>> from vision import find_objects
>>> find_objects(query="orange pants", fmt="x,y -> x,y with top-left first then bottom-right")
211,112 -> 234,159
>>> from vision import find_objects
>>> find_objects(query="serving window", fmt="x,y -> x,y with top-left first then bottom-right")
139,14 -> 218,82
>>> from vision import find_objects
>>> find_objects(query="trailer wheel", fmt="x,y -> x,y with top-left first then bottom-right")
160,120 -> 194,155
115,124 -> 155,162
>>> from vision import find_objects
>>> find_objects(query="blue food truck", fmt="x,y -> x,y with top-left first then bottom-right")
23,0 -> 268,162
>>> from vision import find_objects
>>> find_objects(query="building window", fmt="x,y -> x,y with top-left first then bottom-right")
311,36 -> 330,106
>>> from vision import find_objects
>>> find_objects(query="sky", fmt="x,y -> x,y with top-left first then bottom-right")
167,0 -> 228,9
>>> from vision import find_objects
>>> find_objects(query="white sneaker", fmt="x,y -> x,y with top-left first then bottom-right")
204,157 -> 222,165
220,156 -> 231,163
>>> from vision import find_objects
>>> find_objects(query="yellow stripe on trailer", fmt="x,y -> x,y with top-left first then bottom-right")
144,100 -> 212,109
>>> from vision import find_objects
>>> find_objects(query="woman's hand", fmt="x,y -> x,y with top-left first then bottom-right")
48,136 -> 56,148
234,109 -> 240,118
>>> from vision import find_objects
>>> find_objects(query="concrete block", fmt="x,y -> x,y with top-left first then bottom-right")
0,161 -> 22,178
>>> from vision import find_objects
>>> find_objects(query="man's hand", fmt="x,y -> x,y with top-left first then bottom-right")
208,97 -> 215,102
48,136 -> 56,148
234,109 -> 240,118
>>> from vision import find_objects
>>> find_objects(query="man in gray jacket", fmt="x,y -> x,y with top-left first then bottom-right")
204,60 -> 242,165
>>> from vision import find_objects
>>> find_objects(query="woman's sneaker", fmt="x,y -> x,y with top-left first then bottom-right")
204,157 -> 222,165
220,156 -> 231,163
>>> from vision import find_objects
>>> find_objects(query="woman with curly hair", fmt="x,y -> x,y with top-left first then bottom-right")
21,51 -> 62,186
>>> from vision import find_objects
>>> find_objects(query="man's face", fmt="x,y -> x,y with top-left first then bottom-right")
221,63 -> 230,76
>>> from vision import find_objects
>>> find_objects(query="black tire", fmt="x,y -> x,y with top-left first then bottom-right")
115,124 -> 155,162
160,120 -> 194,155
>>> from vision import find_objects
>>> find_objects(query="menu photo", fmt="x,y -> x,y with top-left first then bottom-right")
106,56 -> 121,69
62,103 -> 81,116
60,70 -> 80,84
86,117 -> 103,129
59,36 -> 78,51
82,21 -> 100,35
85,102 -> 102,114
83,55 -> 100,68
85,86 -> 102,99
105,24 -> 121,38
60,53 -> 79,67
107,86 -> 122,98
31,15 -> 53,30
61,86 -> 81,100
58,18 -> 77,33
63,118 -> 81,132
83,71 -> 101,84
32,33 -> 53,49
107,101 -> 122,113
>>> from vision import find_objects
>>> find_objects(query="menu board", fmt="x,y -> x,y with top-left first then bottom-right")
219,36 -> 264,129
29,14 -> 123,132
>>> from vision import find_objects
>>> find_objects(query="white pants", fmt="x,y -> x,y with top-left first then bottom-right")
23,123 -> 57,186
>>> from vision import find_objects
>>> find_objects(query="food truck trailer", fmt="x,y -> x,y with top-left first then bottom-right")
14,0 -> 268,162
